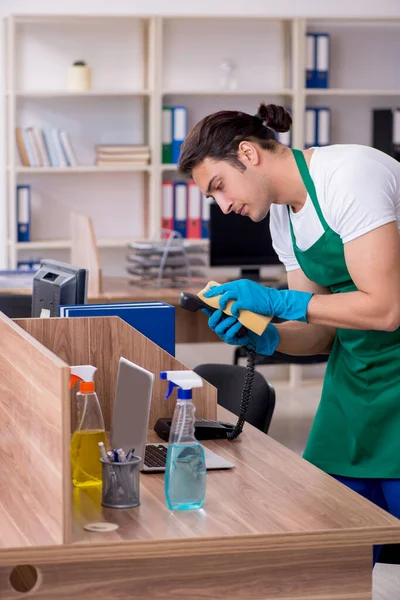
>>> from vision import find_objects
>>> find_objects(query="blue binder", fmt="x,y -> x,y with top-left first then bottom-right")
305,107 -> 317,148
315,33 -> 329,88
306,33 -> 317,88
316,107 -> 331,146
306,33 -> 329,89
59,301 -> 175,356
305,106 -> 331,147
173,181 -> 187,238
16,184 -> 31,242
172,106 -> 187,164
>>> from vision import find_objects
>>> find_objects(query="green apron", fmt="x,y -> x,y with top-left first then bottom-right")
288,148 -> 400,478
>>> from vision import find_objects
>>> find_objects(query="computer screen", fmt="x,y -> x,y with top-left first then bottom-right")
31,259 -> 88,318
209,202 -> 281,280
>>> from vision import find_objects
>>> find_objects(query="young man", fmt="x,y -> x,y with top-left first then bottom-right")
178,103 -> 400,565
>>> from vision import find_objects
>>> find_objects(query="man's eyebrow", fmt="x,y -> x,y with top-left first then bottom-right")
206,175 -> 218,196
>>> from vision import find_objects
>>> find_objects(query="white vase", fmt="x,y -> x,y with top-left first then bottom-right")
68,65 -> 92,92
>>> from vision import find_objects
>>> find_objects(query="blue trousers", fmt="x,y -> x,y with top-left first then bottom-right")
331,475 -> 400,567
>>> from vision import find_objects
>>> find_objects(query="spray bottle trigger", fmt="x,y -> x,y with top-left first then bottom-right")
70,374 -> 81,389
165,381 -> 178,400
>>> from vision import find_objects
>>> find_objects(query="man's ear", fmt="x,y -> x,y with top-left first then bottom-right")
237,141 -> 261,166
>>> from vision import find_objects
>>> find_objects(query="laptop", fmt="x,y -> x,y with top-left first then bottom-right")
111,357 -> 234,472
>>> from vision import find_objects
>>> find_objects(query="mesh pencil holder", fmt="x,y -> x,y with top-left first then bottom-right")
100,456 -> 141,509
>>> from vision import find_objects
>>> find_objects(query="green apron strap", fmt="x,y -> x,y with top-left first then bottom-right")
290,148 -> 329,232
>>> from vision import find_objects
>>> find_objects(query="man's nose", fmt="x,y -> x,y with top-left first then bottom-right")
218,197 -> 233,215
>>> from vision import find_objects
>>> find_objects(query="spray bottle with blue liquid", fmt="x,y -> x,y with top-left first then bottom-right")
160,370 -> 206,510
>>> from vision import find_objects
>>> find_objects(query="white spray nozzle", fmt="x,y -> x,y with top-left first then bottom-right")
70,365 -> 97,391
160,370 -> 203,400
70,365 -> 97,382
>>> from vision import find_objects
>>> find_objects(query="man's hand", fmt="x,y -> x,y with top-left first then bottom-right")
203,279 -> 313,322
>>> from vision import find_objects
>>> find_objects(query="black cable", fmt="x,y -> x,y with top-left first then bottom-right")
226,346 -> 256,440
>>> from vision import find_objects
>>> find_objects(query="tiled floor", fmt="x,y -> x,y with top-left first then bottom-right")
176,342 -> 400,600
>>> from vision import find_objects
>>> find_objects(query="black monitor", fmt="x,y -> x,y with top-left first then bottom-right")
31,259 -> 88,318
209,202 -> 281,282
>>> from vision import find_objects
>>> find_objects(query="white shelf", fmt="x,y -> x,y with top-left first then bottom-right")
162,89 -> 294,96
161,164 -> 178,171
13,238 -> 134,250
14,166 -> 153,174
13,237 -> 209,250
305,88 -> 400,97
11,90 -> 152,98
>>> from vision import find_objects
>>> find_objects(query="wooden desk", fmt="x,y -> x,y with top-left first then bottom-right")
2,406 -> 399,599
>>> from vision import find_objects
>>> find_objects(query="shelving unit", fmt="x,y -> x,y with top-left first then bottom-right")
2,14 -> 400,272
14,166 -> 153,174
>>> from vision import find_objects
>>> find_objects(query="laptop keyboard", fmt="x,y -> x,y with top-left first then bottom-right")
144,444 -> 168,468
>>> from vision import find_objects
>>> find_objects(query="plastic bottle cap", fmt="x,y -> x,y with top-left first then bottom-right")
80,381 -> 94,393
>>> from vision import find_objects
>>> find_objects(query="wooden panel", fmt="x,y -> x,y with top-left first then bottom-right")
0,313 -> 71,548
16,316 -> 217,431
71,211 -> 103,297
0,544 -> 372,599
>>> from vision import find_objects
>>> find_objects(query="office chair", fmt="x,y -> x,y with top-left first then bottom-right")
193,363 -> 275,434
0,293 -> 32,319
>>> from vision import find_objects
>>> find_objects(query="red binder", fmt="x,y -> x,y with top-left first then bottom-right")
187,182 -> 201,239
161,181 -> 174,231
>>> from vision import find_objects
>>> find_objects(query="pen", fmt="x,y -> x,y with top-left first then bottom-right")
98,441 -> 109,462
113,449 -> 119,463
117,448 -> 126,462
126,448 -> 135,461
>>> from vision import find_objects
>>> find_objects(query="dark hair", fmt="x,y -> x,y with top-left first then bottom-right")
179,103 -> 292,177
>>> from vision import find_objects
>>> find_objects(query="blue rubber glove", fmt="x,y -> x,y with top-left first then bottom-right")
203,309 -> 280,356
204,279 -> 313,323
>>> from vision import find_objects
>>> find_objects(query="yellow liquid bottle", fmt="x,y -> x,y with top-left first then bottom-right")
70,429 -> 107,487
70,366 -> 106,489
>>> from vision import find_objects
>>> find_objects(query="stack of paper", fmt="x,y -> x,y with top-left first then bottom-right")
95,145 -> 151,167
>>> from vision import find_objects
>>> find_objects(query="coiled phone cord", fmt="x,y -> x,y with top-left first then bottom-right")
226,346 -> 256,440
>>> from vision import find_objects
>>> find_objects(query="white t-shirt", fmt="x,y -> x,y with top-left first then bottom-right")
270,144 -> 400,272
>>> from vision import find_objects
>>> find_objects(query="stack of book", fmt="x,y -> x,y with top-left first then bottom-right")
16,126 -> 77,167
95,145 -> 151,167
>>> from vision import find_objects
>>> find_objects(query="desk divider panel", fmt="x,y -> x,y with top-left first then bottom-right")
0,313 -> 71,548
15,316 -> 218,432
1,314 -> 216,549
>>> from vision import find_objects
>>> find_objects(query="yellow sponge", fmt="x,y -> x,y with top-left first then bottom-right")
197,280 -> 272,336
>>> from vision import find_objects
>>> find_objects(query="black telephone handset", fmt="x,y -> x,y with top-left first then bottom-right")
178,291 -> 256,440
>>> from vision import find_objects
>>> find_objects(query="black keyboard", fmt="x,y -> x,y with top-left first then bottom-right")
144,444 -> 168,468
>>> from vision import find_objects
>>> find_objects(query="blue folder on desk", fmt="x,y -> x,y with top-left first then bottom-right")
59,301 -> 175,356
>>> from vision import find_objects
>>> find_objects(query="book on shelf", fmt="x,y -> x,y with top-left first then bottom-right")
95,160 -> 150,167
15,126 -> 78,168
95,144 -> 150,166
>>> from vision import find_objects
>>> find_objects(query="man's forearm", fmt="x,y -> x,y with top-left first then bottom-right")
275,321 -> 336,356
307,290 -> 400,332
